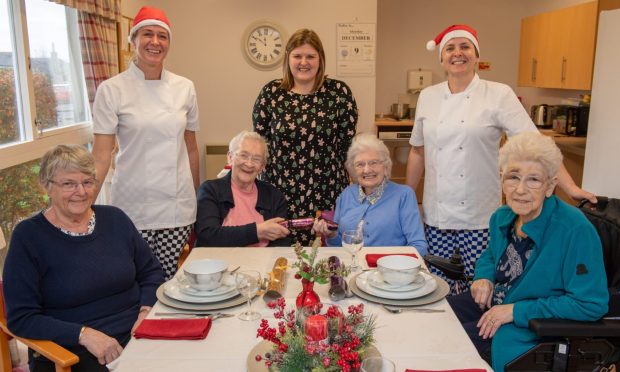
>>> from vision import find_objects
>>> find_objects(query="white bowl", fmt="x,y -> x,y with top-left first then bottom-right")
377,255 -> 421,287
183,259 -> 228,291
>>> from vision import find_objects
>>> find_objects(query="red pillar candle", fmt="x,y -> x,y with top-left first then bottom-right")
304,314 -> 328,342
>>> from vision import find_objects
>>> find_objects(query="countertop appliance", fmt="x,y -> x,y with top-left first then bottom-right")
567,106 -> 590,136
531,104 -> 552,128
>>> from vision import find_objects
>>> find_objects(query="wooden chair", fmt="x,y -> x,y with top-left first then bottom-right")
0,282 -> 79,372
177,231 -> 197,269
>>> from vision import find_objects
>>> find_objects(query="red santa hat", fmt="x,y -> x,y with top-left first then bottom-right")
128,6 -> 171,43
426,24 -> 479,60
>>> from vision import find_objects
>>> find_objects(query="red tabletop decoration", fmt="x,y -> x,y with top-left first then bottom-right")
304,314 -> 328,342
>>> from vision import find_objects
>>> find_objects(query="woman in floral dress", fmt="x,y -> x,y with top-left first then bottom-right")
252,28 -> 358,245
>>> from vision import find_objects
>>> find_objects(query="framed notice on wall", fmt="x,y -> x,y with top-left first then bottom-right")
117,16 -> 133,71
336,22 -> 376,77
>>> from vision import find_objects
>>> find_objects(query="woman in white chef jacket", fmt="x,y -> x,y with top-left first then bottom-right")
405,24 -> 596,294
92,6 -> 199,280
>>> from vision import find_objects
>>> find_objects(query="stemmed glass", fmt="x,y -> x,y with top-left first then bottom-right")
235,270 -> 262,321
342,230 -> 364,271
360,357 -> 395,372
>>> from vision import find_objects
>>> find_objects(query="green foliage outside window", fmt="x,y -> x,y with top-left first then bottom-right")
0,67 -> 58,145
0,159 -> 49,265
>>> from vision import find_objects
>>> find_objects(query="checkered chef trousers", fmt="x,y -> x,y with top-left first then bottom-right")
140,225 -> 192,280
424,224 -> 489,295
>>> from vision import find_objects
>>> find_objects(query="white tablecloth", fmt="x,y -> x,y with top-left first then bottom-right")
110,247 -> 492,371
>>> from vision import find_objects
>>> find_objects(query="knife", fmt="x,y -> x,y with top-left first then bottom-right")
154,312 -> 233,317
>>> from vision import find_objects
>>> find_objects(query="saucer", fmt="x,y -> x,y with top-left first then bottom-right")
177,276 -> 236,297
367,270 -> 425,292
163,280 -> 238,303
355,271 -> 437,300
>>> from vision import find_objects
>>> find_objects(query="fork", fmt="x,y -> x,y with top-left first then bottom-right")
154,312 -> 234,320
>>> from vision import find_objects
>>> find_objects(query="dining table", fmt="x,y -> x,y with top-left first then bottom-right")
109,246 -> 492,372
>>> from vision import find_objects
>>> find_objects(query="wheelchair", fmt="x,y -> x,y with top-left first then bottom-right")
425,197 -> 620,371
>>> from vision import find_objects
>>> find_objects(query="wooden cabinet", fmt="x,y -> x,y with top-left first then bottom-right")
518,1 -> 598,90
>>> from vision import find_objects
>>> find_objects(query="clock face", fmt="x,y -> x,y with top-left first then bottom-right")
243,22 -> 286,70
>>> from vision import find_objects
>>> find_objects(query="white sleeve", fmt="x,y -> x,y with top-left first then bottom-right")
92,82 -> 119,135
496,84 -> 538,137
185,81 -> 199,132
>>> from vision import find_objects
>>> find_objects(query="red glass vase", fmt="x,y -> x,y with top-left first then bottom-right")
296,279 -> 320,308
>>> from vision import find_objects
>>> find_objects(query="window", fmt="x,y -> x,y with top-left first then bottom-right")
0,0 -> 91,169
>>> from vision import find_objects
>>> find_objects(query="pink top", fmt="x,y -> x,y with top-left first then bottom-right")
223,181 -> 267,247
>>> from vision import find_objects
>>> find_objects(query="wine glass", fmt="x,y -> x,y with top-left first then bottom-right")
360,357 -> 395,372
235,270 -> 261,321
342,230 -> 364,271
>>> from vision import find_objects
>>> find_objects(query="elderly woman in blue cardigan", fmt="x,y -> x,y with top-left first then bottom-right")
313,133 -> 428,255
448,132 -> 608,370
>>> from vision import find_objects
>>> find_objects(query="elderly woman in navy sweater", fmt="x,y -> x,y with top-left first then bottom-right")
314,133 -> 428,254
3,145 -> 164,372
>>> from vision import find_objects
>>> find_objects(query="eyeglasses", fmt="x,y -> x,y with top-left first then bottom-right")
49,179 -> 97,192
354,159 -> 384,170
502,173 -> 546,190
235,152 -> 264,165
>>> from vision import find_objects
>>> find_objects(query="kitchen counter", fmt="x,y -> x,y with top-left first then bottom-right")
375,117 -> 414,127
539,129 -> 586,157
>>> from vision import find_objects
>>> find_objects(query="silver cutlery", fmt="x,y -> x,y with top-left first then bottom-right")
154,312 -> 234,320
228,266 -> 240,274
382,305 -> 445,314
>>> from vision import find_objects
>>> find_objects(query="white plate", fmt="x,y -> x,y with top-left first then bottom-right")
176,276 -> 236,297
367,270 -> 425,292
163,280 -> 238,303
356,271 -> 437,300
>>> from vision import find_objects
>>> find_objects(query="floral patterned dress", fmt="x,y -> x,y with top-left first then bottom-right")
252,78 -> 358,245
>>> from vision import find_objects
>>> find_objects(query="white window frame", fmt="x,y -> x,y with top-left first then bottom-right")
0,0 -> 93,170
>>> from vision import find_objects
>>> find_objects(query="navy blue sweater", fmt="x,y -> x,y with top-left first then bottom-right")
2,205 -> 164,351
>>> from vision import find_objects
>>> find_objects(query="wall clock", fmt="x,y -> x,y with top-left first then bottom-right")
242,20 -> 287,70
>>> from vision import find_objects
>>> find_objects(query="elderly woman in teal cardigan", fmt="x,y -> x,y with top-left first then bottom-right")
447,132 -> 608,370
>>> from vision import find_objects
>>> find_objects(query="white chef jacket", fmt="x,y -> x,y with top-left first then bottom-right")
93,62 -> 199,230
410,74 -> 537,230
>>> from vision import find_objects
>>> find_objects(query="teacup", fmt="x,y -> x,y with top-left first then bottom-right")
376,255 -> 421,287
183,259 -> 228,291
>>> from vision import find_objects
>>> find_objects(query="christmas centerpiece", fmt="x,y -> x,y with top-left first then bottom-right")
292,238 -> 350,308
255,298 -> 377,371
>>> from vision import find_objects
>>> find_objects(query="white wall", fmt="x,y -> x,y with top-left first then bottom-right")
375,0 -> 594,115
135,0 -> 377,180
583,9 -> 620,198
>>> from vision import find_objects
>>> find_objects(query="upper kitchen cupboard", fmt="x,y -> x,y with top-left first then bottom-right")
517,1 -> 598,90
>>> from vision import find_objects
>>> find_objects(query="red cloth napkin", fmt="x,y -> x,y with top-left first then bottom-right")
133,318 -> 212,340
405,369 -> 486,372
365,253 -> 418,268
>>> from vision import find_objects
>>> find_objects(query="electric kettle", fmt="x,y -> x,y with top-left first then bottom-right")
531,104 -> 551,128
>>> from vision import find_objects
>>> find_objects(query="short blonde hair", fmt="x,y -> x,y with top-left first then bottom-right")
280,29 -> 326,93
228,130 -> 268,159
39,144 -> 96,188
345,133 -> 392,180
499,132 -> 563,179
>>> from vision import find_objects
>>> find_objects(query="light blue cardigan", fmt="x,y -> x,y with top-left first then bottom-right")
327,180 -> 428,255
475,195 -> 608,370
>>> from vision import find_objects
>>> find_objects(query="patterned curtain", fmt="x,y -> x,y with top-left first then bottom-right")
47,0 -> 122,104
47,0 -> 120,21
78,12 -> 119,104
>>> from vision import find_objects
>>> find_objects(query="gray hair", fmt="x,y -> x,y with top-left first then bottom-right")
39,144 -> 96,187
228,130 -> 269,159
499,132 -> 563,179
345,132 -> 393,180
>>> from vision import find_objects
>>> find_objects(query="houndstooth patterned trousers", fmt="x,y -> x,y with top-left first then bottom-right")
140,225 -> 192,280
424,224 -> 489,295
